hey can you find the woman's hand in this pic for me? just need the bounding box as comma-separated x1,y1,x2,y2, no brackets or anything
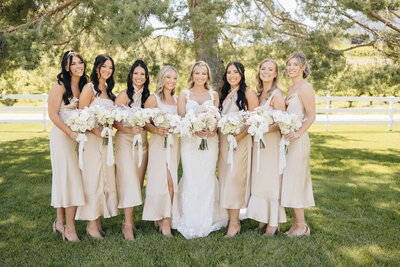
92,127,103,138
128,126,142,135
285,131,301,141
68,131,78,141
195,129,215,138
156,127,169,137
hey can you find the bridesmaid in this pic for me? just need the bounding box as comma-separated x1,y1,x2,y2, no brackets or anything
75,54,119,239
281,52,316,237
142,65,180,237
246,58,287,237
218,62,258,237
49,51,87,242
114,59,150,240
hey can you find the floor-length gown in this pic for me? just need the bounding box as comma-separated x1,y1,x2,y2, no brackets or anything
246,90,286,226
218,88,252,209
281,93,315,208
172,89,227,239
115,88,148,209
142,94,180,221
50,97,85,208
75,85,119,220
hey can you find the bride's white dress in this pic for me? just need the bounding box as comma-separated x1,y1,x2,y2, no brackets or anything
172,89,228,239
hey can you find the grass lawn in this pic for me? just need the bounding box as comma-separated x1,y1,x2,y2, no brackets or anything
0,124,399,266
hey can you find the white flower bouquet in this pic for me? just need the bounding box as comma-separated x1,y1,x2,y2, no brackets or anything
65,107,96,170
218,111,247,169
151,108,181,169
181,105,221,150
247,106,274,149
90,105,116,166
114,106,154,168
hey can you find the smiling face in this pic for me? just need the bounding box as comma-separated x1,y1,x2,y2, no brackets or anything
226,64,241,89
98,59,113,80
192,66,208,86
163,69,177,92
286,57,304,79
259,61,277,83
132,66,146,89
68,55,85,78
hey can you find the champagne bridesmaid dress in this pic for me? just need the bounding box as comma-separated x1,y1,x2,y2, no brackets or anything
115,88,148,209
75,85,119,220
281,93,315,208
50,97,85,208
218,88,252,209
142,94,180,221
246,90,286,226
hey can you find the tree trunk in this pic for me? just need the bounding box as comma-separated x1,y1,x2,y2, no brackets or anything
188,0,225,92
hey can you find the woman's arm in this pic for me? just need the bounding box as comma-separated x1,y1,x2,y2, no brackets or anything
268,89,286,133
285,83,315,141
113,90,140,135
177,90,187,117
48,83,77,140
144,95,168,136
234,89,259,142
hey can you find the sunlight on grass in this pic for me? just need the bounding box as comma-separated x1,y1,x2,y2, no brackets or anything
0,123,399,266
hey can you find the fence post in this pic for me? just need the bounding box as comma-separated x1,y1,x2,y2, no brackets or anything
388,96,394,131
325,95,331,132
42,93,47,131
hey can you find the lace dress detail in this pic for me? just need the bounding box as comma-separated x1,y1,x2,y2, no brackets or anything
172,89,227,239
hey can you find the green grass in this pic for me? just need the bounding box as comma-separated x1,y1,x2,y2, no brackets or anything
0,123,399,266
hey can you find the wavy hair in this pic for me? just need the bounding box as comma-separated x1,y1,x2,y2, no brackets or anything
187,61,212,90
56,50,87,105
256,58,279,96
286,52,311,78
126,59,150,108
155,65,178,101
219,61,248,111
89,54,116,101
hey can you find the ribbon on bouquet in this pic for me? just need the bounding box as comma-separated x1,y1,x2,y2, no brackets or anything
101,127,115,166
76,133,88,170
226,134,238,171
255,135,266,173
165,133,174,170
132,133,143,168
279,136,289,175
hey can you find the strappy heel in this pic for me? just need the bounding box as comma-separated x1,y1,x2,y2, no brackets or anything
224,220,241,238
122,220,135,241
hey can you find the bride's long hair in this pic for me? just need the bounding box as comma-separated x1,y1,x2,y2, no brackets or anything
187,61,213,90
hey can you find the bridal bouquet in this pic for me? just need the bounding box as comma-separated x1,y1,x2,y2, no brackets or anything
114,106,154,167
180,106,221,150
90,104,116,166
247,107,274,172
218,111,247,169
65,107,96,170
151,109,181,169
272,110,303,174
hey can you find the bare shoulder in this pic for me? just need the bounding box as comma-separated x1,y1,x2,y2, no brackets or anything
178,90,187,98
116,89,128,98
50,82,65,94
245,88,258,99
299,81,314,93
81,82,94,94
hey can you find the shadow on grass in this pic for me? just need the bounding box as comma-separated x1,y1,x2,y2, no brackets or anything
0,134,399,266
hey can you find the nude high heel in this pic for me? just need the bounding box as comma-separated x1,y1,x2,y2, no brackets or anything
122,220,135,241
224,220,241,238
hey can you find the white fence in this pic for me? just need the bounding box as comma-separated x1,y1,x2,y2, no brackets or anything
0,94,399,131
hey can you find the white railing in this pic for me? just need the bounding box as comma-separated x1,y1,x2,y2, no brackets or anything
0,94,399,131
315,96,400,131
0,94,48,130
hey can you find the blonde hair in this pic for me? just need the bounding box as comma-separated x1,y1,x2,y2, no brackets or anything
155,65,178,100
286,52,311,78
256,58,279,95
187,61,213,90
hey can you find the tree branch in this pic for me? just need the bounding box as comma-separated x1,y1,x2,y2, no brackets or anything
368,11,400,34
1,0,78,34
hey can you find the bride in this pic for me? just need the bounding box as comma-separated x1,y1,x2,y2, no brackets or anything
172,61,228,239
